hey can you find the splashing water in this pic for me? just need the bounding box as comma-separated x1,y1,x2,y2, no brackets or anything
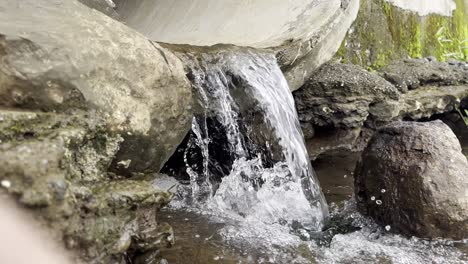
171,46,328,231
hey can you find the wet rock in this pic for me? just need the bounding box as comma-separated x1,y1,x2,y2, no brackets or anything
379,58,468,92
294,63,400,129
0,0,192,174
355,121,468,239
293,62,400,158
294,60,468,159
0,109,174,262
399,85,468,120
305,128,368,160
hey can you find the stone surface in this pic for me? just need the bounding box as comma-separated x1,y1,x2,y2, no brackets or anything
116,0,360,91
354,121,468,239
0,109,174,262
399,85,468,120
0,0,193,174
294,62,400,131
294,60,468,159
380,58,468,92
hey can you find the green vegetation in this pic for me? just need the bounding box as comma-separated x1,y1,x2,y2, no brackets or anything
336,0,468,69
436,26,468,61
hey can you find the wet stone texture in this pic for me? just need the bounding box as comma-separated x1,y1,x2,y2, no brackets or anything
294,58,468,160
0,110,175,263
355,120,468,239
0,0,193,176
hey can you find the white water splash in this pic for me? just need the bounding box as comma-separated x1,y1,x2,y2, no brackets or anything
179,48,327,231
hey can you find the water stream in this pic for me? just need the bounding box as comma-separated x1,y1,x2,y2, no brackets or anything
164,46,328,231
158,46,468,263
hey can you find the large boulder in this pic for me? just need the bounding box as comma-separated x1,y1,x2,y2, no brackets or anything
355,121,468,239
0,0,192,175
0,109,174,262
116,0,361,91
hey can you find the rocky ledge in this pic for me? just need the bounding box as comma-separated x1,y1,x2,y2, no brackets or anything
294,58,468,159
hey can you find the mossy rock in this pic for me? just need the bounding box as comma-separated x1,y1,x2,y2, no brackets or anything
336,0,468,69
0,109,174,263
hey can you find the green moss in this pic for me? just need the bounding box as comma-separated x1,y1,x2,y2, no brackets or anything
336,0,468,68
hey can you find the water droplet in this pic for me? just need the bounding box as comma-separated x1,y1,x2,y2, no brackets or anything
195,234,200,238
184,218,189,221
385,225,391,231
381,189,386,193
376,200,382,205
370,196,376,201
343,174,348,178
213,256,220,261
1,180,11,189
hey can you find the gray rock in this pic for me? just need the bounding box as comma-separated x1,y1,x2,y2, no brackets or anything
379,58,468,92
294,60,468,160
116,0,361,91
355,121,468,239
0,109,174,262
294,63,400,130
0,0,193,174
399,85,468,121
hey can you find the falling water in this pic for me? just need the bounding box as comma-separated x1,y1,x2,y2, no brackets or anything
168,46,328,231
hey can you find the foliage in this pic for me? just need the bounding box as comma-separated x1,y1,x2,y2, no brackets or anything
436,26,468,61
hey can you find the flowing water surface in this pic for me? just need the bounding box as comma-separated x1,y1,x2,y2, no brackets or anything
158,46,468,264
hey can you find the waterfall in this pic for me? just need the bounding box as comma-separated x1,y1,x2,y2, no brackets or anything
169,46,328,231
